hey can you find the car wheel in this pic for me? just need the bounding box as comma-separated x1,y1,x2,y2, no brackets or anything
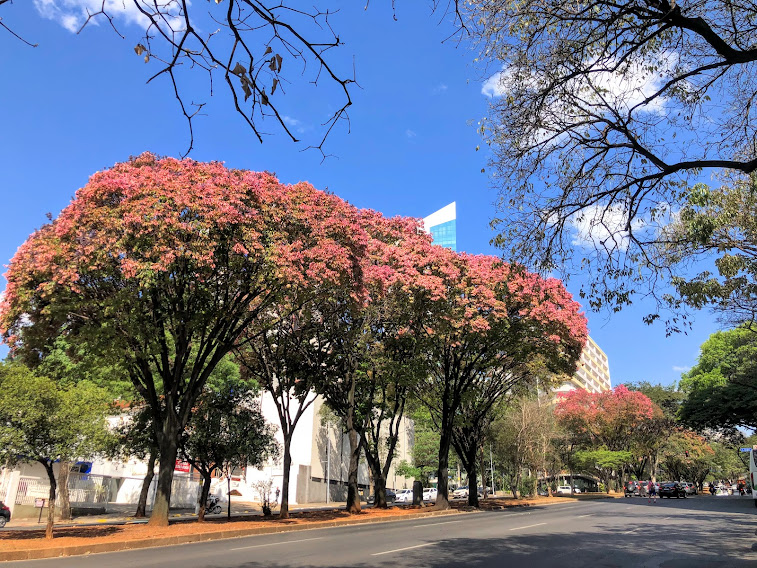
0,516,7,528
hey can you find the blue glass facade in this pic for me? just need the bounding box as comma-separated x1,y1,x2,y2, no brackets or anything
429,219,457,251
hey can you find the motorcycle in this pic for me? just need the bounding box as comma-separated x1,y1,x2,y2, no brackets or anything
206,495,223,514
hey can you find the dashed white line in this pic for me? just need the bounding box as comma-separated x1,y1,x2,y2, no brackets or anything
413,520,463,528
231,537,323,551
509,523,547,531
576,514,591,518
371,542,437,556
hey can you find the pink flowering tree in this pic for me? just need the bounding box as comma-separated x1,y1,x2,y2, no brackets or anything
312,210,444,513
0,154,364,525
555,386,657,491
415,255,588,509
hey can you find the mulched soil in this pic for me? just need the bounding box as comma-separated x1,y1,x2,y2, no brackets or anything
0,495,592,552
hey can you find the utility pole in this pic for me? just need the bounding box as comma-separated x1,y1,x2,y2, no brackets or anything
326,423,331,504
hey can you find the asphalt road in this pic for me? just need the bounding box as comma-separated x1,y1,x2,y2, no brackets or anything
8,496,757,567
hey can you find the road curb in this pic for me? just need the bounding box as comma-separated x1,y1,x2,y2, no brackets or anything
1,508,464,562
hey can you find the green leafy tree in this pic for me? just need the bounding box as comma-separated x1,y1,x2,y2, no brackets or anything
180,378,278,522
0,363,112,539
679,327,757,431
575,450,633,493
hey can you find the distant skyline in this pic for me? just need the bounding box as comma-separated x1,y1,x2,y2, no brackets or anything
0,1,721,386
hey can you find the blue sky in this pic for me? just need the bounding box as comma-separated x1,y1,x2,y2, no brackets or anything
0,1,720,385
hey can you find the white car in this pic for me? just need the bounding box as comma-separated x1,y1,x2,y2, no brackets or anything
395,489,413,503
556,485,581,495
452,486,469,499
423,487,437,503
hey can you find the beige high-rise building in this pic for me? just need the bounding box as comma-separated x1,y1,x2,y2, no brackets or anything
554,336,611,395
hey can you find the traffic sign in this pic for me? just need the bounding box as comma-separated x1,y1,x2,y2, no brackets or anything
740,447,753,453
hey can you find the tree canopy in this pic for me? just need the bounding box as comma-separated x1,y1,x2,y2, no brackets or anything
472,0,757,324
679,327,757,431
0,363,112,538
0,153,369,525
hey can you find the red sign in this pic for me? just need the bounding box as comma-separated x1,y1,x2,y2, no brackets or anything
34,498,45,508
174,460,191,473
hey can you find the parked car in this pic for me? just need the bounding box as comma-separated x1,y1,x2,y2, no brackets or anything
0,501,10,528
452,486,469,499
394,488,413,503
556,486,573,495
422,487,437,503
682,482,697,495
367,489,396,505
659,482,687,498
625,481,641,497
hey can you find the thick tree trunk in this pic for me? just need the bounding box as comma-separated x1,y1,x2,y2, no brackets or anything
136,449,157,518
197,473,212,522
435,427,452,510
345,426,362,514
58,461,71,521
43,462,57,540
344,371,362,514
372,468,388,509
466,453,479,508
279,436,292,519
149,431,179,527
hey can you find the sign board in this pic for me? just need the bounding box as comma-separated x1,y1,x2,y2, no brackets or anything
740,448,752,453
34,498,45,508
27,488,49,499
174,460,191,473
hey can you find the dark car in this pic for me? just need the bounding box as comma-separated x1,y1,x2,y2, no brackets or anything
0,501,10,528
659,482,687,499
624,481,641,497
367,489,396,505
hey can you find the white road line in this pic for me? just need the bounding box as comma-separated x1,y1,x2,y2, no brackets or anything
371,542,437,556
509,523,546,531
413,520,463,528
623,528,640,535
231,537,323,551
576,514,591,518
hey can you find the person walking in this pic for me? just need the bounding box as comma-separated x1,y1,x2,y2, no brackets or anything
647,480,657,504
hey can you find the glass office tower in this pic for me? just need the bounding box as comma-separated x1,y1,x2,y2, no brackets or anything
422,202,457,251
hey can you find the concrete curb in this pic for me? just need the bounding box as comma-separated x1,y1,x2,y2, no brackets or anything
2,508,464,562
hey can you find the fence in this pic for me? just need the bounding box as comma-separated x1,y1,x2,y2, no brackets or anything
14,472,199,508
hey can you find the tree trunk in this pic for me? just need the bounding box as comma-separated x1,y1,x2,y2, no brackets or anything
148,429,179,527
467,452,479,508
372,469,388,509
279,436,292,519
136,448,157,518
345,425,362,514
58,461,71,521
42,462,57,540
197,472,212,522
569,471,574,495
435,427,452,510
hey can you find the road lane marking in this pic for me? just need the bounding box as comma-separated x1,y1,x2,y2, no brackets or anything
371,542,437,556
413,520,463,527
623,528,640,535
509,523,546,531
576,514,591,518
231,537,323,551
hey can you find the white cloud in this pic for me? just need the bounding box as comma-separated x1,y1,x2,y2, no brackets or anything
672,365,691,373
282,115,307,134
33,0,184,33
405,129,417,139
432,84,448,95
568,203,646,251
482,53,679,115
